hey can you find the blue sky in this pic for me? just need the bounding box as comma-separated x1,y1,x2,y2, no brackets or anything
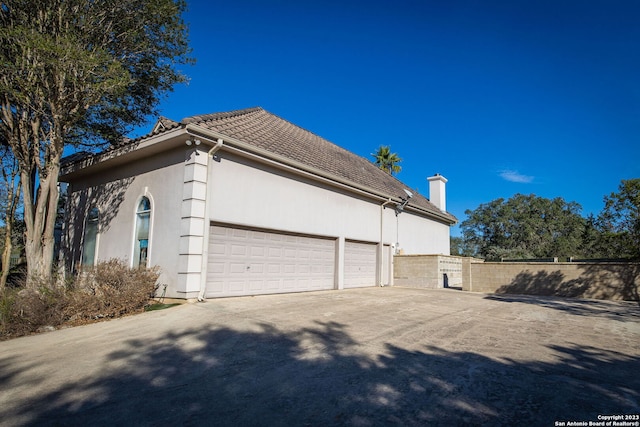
136,0,640,236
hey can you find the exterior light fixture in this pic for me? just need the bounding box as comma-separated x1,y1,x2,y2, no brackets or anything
395,189,413,216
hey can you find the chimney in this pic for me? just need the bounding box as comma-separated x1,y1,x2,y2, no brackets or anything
427,173,448,211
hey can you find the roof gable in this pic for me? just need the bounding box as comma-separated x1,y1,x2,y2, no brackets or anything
152,116,180,134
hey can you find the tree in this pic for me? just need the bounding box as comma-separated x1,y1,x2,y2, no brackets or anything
450,236,477,257
594,178,640,259
0,0,193,287
0,160,21,290
580,213,604,259
461,194,586,261
372,145,402,175
0,138,22,291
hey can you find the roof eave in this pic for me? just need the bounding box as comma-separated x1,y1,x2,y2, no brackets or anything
60,127,187,180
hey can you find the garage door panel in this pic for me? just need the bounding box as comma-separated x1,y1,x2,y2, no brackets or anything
265,280,280,290
206,225,335,298
232,229,247,239
283,279,298,289
229,263,245,274
207,280,222,293
210,243,226,255
231,245,247,256
249,263,264,274
208,261,225,273
227,281,245,292
268,247,282,257
249,280,264,291
266,264,281,274
298,265,310,274
210,227,226,238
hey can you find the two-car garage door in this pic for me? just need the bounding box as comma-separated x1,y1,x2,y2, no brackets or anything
205,224,384,298
206,225,335,298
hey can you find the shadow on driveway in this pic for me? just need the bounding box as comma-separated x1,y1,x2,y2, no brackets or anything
3,319,638,426
485,293,640,322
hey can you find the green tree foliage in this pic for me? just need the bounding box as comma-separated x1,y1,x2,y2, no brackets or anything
450,236,477,257
0,0,193,286
461,194,586,260
594,178,640,259
372,145,402,175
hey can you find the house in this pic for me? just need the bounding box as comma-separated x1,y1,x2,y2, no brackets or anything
60,107,457,299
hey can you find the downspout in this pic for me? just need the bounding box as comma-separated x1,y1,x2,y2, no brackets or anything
190,135,223,302
379,198,393,286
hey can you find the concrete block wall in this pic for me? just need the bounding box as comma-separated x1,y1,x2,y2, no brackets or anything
465,263,579,293
394,255,463,289
439,256,463,288
395,256,639,302
467,262,639,301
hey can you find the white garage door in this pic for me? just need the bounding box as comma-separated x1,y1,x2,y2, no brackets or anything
206,225,335,298
344,240,378,288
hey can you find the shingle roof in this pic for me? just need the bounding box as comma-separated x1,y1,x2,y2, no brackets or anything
182,107,455,223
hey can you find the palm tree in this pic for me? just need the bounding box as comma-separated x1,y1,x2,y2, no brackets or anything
372,145,402,175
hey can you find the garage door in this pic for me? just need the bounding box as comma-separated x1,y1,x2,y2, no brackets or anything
344,240,378,288
206,225,335,298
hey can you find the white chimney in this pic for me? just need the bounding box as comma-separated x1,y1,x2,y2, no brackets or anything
427,173,448,211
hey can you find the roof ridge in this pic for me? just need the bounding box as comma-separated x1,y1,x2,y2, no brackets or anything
258,108,329,142
182,107,263,124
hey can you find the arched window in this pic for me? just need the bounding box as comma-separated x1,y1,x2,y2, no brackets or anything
133,197,151,268
81,207,99,267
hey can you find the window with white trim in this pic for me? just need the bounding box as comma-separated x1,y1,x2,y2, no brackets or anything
133,197,151,268
81,207,99,267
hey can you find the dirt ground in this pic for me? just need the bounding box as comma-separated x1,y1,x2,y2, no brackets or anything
1,287,639,426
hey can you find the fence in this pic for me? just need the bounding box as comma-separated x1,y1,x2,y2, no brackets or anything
394,255,639,302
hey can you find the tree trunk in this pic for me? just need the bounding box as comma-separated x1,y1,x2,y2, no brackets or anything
0,226,12,292
0,165,21,292
22,163,60,289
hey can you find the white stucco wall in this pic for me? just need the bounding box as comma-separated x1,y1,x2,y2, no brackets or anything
395,209,451,255
64,144,451,298
64,147,186,291
208,152,451,254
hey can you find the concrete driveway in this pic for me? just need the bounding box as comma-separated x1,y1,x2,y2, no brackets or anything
1,287,639,426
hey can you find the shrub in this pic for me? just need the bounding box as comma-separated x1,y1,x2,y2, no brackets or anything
0,259,160,340
70,259,160,323
0,286,70,339
0,289,17,335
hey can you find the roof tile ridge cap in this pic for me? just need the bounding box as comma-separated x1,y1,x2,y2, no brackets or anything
157,115,177,123
181,106,263,125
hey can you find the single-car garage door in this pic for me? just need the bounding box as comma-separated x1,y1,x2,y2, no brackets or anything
206,224,335,298
344,240,378,288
